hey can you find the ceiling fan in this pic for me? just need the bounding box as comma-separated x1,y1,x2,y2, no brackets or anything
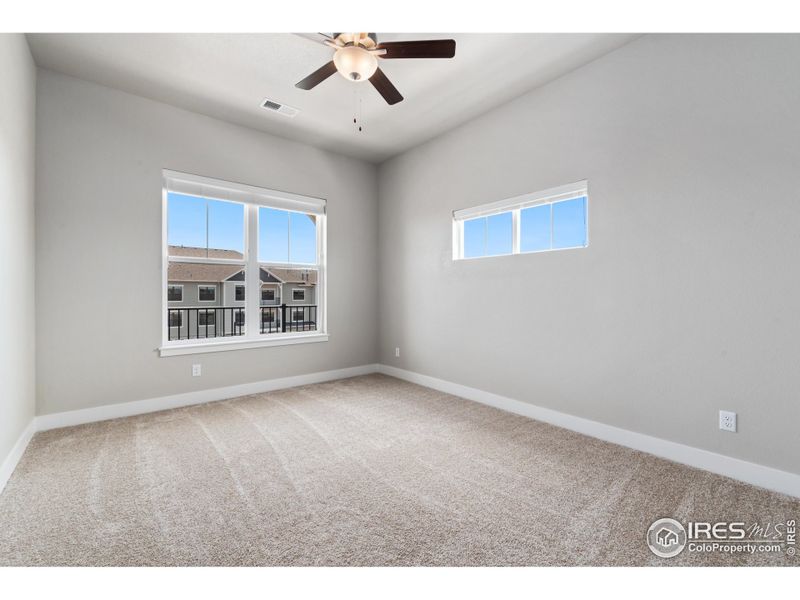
294,33,456,105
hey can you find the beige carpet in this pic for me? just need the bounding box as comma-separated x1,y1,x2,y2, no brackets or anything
0,374,797,566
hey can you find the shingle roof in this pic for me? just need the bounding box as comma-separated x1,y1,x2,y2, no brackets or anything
168,263,244,283
168,246,244,260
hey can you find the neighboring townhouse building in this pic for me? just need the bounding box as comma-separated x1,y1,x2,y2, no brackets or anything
167,246,318,339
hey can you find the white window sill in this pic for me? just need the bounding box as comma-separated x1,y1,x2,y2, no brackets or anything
159,333,329,357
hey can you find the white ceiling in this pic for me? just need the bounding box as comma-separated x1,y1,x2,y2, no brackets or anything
26,33,639,163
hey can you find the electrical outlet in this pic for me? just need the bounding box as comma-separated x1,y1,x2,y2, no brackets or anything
192,364,202,377
395,347,400,358
719,410,737,432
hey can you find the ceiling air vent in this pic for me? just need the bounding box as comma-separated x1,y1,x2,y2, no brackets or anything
261,98,300,118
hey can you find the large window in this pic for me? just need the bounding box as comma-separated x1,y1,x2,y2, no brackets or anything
162,170,326,356
453,181,588,260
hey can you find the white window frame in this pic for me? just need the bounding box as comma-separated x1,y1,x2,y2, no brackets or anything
234,284,246,302
197,285,217,302
261,288,276,302
160,170,328,357
167,284,183,302
452,180,588,260
292,288,306,302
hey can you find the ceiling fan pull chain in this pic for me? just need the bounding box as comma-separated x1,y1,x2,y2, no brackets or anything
352,86,359,131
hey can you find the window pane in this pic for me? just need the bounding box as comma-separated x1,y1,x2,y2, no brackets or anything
552,196,587,249
208,199,244,256
166,260,245,340
198,286,216,302
258,269,317,335
167,193,206,251
486,211,513,256
463,217,485,258
521,204,551,252
235,285,245,302
168,193,244,259
167,285,183,302
258,207,289,263
290,213,317,264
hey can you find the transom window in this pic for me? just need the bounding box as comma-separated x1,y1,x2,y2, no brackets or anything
162,170,326,356
453,181,588,260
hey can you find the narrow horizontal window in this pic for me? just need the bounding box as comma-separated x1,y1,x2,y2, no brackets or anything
453,181,588,260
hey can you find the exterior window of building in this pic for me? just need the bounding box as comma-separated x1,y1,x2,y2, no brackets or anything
198,286,216,302
168,285,183,302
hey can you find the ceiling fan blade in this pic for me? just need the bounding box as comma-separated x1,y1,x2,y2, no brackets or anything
369,67,403,105
376,39,456,59
295,61,338,90
293,32,336,46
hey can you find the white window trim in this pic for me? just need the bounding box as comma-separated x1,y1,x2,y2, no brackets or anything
453,180,588,260
197,285,217,302
160,170,328,356
291,288,307,302
234,284,246,302
261,288,277,301
167,284,183,302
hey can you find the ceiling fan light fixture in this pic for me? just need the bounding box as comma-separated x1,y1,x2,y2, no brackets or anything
333,46,377,82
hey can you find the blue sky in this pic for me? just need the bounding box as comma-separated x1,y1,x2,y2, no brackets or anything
167,193,317,264
464,196,587,257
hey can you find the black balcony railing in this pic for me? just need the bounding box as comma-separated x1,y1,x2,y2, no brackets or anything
167,307,245,341
260,304,317,334
168,305,317,340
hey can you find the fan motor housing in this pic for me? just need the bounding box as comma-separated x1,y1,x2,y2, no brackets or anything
333,33,377,49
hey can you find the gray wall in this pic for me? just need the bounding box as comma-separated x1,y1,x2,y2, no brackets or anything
36,69,378,415
0,35,37,460
378,34,800,475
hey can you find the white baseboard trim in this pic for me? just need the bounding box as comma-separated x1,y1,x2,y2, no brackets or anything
377,364,800,499
35,364,380,432
0,419,36,494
